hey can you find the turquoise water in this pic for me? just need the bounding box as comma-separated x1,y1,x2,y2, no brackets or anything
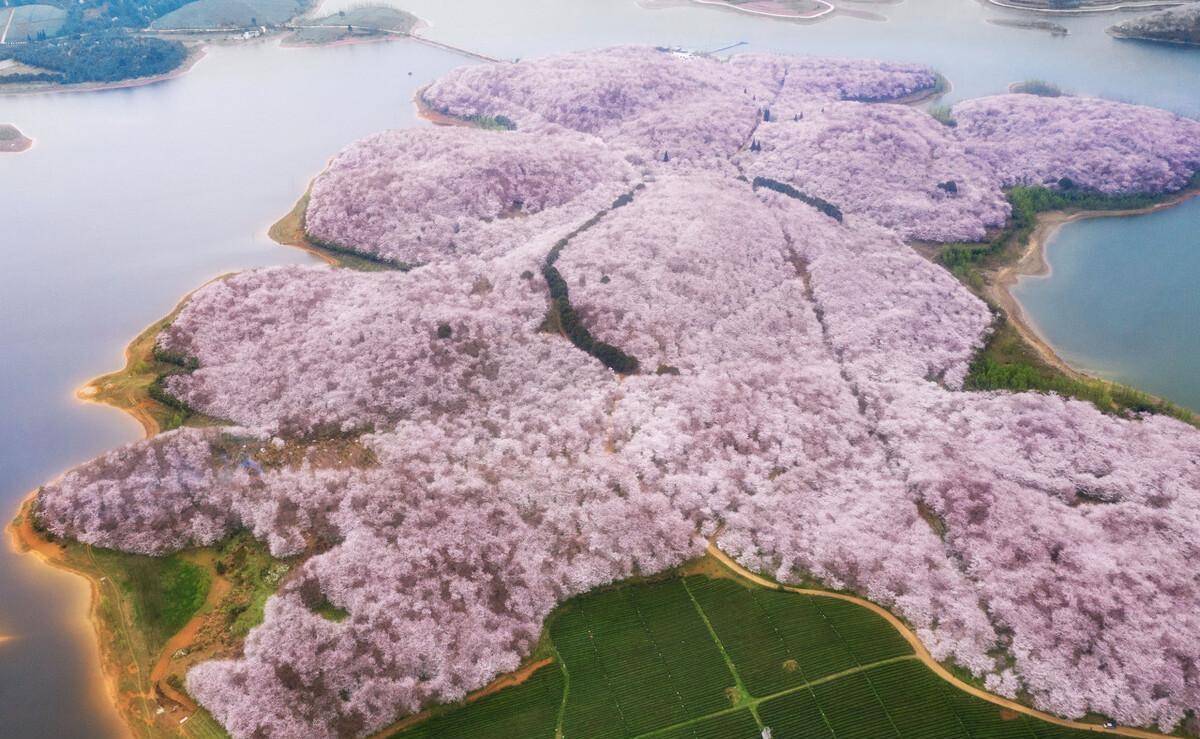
0,1,1198,734
1013,197,1200,412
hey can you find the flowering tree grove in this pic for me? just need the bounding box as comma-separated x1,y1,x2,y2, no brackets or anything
33,47,1200,737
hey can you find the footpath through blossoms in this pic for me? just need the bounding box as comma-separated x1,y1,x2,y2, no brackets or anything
35,47,1200,738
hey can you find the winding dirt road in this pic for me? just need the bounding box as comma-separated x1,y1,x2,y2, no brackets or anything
149,573,230,711
707,543,1170,738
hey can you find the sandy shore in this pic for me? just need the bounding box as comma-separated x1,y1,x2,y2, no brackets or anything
990,187,1200,382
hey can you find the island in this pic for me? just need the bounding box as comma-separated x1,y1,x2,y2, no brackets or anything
688,0,835,20
986,0,1196,12
13,46,1200,739
1109,3,1200,44
0,123,32,152
988,17,1070,34
283,6,419,46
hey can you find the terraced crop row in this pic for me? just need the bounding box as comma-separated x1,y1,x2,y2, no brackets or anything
391,574,1112,739
393,661,565,738
758,658,1105,739
554,580,739,738
684,576,913,696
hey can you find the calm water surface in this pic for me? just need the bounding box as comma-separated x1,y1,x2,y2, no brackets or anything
1,1,1197,735
1013,197,1200,412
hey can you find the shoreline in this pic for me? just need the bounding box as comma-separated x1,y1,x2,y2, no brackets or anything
893,73,951,107
990,187,1200,387
0,123,34,152
985,0,1186,13
412,85,481,128
1108,28,1200,45
76,277,232,437
7,74,1197,739
690,0,837,20
7,495,134,739
0,43,207,97
279,29,402,48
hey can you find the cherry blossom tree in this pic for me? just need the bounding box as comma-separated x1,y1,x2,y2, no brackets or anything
32,47,1200,738
954,94,1200,194
306,127,639,265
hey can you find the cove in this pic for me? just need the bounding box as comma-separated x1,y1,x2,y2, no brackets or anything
1013,196,1200,413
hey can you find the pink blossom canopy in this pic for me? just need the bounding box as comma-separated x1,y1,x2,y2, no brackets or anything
35,47,1200,738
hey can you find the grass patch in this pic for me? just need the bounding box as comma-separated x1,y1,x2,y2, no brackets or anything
89,548,211,653
82,300,228,433
150,0,307,30
212,533,292,637
416,91,518,131
268,188,409,272
392,662,565,738
6,4,66,41
312,597,349,622
0,123,26,141
1011,79,1064,97
389,569,1112,738
928,104,957,127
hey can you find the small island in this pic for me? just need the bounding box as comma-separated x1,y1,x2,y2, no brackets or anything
0,123,32,152
986,0,1197,11
689,0,835,19
641,0,837,20
1109,3,1200,45
283,6,419,46
988,17,1069,34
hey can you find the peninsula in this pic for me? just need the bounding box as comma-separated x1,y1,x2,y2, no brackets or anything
1109,2,1200,44
14,46,1200,739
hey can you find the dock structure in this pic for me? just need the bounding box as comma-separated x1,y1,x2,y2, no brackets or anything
403,33,504,63
706,40,748,55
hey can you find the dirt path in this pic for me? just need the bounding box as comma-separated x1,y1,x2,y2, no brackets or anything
149,574,231,711
83,546,157,724
706,543,1172,738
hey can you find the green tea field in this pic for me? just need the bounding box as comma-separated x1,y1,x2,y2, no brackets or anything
391,573,1106,739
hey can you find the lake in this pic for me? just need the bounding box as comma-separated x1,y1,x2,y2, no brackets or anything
1013,196,1200,412
1,1,1197,735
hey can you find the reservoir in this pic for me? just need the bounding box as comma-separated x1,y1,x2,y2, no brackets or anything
1013,196,1200,413
1,0,1197,734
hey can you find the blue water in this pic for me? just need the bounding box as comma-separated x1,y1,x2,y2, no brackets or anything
1013,197,1200,412
1,1,1198,734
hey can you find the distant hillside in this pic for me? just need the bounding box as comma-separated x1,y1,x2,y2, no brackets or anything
150,0,308,30
1110,3,1200,45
